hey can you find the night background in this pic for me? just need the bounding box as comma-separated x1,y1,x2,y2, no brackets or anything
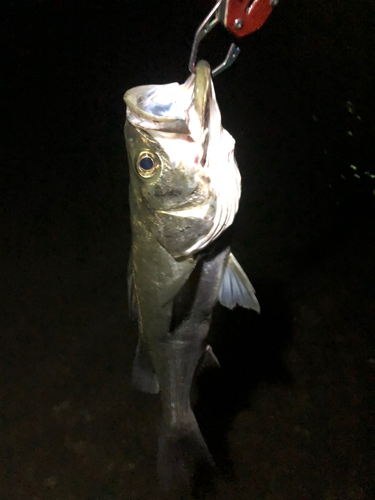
1,0,374,498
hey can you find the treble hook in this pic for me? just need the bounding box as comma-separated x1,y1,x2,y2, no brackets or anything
189,0,240,78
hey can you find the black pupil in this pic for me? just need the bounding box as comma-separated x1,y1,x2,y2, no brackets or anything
140,156,154,171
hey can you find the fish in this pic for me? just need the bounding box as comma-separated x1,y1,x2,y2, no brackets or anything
123,60,260,490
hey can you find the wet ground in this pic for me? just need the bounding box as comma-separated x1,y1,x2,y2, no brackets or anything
1,1,374,498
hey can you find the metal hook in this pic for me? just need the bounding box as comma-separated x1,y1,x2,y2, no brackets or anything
189,0,240,78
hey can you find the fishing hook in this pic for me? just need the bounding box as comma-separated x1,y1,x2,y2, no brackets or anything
189,0,240,78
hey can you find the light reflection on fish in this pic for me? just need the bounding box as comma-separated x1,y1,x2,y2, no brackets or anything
124,60,260,490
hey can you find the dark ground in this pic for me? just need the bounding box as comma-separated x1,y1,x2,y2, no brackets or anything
1,0,374,499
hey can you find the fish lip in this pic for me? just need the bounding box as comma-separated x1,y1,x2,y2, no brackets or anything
193,60,211,131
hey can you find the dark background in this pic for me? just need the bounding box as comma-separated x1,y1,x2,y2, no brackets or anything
1,0,374,499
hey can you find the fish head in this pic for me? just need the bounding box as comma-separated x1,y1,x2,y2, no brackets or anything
124,61,241,257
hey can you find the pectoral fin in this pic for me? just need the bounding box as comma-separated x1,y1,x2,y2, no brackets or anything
132,338,160,394
218,253,260,313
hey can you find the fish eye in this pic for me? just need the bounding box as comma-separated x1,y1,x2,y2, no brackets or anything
136,152,160,178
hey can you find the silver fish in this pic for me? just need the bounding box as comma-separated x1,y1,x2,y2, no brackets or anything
124,60,260,489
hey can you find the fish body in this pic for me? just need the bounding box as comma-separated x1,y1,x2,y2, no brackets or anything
124,60,259,489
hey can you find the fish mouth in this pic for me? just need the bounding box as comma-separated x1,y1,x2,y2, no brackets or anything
123,61,214,142
123,77,195,134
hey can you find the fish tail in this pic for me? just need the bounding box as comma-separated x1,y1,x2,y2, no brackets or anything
157,415,215,492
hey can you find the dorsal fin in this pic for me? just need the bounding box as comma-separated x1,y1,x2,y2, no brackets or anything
196,345,221,376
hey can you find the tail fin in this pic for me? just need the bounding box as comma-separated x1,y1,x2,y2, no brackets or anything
157,415,215,493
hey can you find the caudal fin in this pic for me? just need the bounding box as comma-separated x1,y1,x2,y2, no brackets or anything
157,416,215,493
